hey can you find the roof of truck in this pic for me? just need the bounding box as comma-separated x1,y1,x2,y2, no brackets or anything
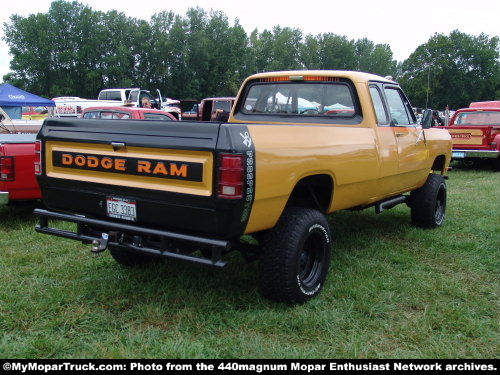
469,101,500,109
245,70,397,84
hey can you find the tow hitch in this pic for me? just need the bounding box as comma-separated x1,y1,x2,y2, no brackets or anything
91,233,109,253
34,209,230,268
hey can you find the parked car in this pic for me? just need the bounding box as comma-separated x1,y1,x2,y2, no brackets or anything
198,97,235,121
81,106,178,121
439,101,500,170
34,70,451,304
53,88,181,119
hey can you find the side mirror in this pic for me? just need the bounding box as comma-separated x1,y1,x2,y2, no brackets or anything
0,114,4,122
421,109,433,129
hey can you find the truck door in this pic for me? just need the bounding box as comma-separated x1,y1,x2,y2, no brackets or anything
368,84,399,196
383,85,429,180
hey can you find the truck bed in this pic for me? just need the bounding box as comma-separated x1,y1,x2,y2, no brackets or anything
37,118,254,239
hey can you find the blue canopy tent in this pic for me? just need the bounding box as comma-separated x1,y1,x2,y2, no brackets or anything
0,83,55,119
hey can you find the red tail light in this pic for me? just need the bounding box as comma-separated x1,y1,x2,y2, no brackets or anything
0,156,15,181
34,140,42,175
218,154,244,199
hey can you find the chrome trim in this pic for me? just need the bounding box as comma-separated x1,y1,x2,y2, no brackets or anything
452,149,500,159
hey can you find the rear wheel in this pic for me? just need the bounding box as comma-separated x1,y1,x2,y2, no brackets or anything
410,174,447,228
108,245,159,266
259,207,332,304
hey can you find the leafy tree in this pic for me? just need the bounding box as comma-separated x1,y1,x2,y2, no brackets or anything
399,30,500,109
2,0,401,100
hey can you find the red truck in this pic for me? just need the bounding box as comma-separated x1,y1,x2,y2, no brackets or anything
0,134,41,205
442,101,500,170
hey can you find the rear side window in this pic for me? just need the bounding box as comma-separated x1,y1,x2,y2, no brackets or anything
144,113,172,121
105,91,122,101
113,112,130,119
100,112,113,119
241,82,356,118
369,86,388,125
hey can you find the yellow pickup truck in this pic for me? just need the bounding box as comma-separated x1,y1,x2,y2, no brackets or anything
34,70,452,304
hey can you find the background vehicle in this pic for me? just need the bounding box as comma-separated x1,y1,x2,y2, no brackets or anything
53,89,181,119
440,101,500,170
81,106,178,121
0,107,42,135
34,71,451,304
22,106,49,120
177,100,199,121
198,97,235,121
0,133,41,206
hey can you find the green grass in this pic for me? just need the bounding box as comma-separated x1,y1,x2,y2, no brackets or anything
1,166,499,359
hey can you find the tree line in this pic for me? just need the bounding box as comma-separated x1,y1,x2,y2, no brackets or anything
2,0,499,109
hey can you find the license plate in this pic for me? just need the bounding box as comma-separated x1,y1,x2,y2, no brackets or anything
452,151,466,158
106,197,137,221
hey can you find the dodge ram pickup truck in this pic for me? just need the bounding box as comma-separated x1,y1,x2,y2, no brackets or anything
34,71,452,304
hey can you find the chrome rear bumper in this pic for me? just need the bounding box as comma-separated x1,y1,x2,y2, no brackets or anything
452,150,500,159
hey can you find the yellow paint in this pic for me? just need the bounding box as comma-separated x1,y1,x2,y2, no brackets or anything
229,71,452,234
45,141,213,196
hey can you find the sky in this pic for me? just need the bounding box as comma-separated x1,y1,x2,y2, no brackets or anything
1,0,499,80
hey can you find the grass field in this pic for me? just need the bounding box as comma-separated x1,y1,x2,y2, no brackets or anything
1,166,499,359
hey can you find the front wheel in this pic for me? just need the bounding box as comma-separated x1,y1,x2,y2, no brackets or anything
259,207,332,305
410,174,447,228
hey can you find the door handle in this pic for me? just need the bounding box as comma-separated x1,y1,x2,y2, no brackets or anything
395,132,405,137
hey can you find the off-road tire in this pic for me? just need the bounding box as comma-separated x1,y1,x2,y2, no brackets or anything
259,207,332,305
410,174,447,228
108,245,159,266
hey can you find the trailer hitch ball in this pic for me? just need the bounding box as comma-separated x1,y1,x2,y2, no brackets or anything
91,233,109,253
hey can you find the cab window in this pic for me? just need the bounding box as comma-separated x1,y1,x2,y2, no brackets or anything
100,112,113,119
214,101,231,112
369,86,388,125
99,91,122,101
241,82,356,117
384,88,415,126
83,111,99,119
144,113,172,121
112,112,130,119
